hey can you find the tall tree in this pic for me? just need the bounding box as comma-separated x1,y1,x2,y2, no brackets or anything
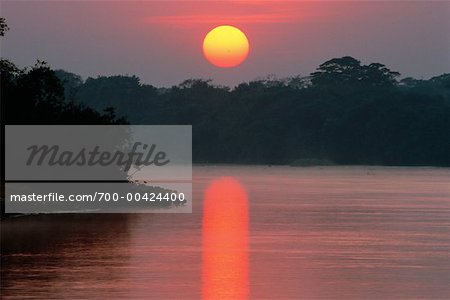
310,56,399,87
0,17,9,37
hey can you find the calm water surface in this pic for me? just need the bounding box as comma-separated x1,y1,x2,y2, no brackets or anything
1,166,450,299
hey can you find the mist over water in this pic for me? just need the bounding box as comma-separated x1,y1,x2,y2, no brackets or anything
1,166,450,299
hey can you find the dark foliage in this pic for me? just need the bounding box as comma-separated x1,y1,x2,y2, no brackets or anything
1,60,127,125
0,17,8,37
50,57,450,167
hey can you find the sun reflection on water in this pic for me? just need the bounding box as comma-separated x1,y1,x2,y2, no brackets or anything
202,177,249,300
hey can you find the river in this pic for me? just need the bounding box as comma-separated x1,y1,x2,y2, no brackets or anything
1,166,449,299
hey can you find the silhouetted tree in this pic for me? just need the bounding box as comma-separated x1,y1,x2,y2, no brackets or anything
2,60,127,125
310,56,364,86
54,69,84,101
0,17,8,37
310,56,399,87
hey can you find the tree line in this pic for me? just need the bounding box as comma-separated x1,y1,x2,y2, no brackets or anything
51,57,449,166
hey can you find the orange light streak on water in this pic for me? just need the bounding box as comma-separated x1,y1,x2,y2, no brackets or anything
202,177,249,300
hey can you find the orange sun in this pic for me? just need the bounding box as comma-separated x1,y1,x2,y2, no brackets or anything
202,25,250,68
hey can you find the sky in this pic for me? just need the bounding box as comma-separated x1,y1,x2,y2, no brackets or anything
1,1,449,87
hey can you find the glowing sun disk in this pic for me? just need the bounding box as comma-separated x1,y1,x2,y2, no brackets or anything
203,25,250,68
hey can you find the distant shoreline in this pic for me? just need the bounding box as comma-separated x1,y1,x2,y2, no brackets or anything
191,162,450,168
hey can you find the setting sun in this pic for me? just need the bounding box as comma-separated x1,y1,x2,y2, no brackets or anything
202,25,250,68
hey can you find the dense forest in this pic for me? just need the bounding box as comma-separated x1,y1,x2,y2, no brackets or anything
2,18,449,166
53,58,450,166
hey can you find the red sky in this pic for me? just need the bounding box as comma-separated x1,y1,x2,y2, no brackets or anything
2,1,449,87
